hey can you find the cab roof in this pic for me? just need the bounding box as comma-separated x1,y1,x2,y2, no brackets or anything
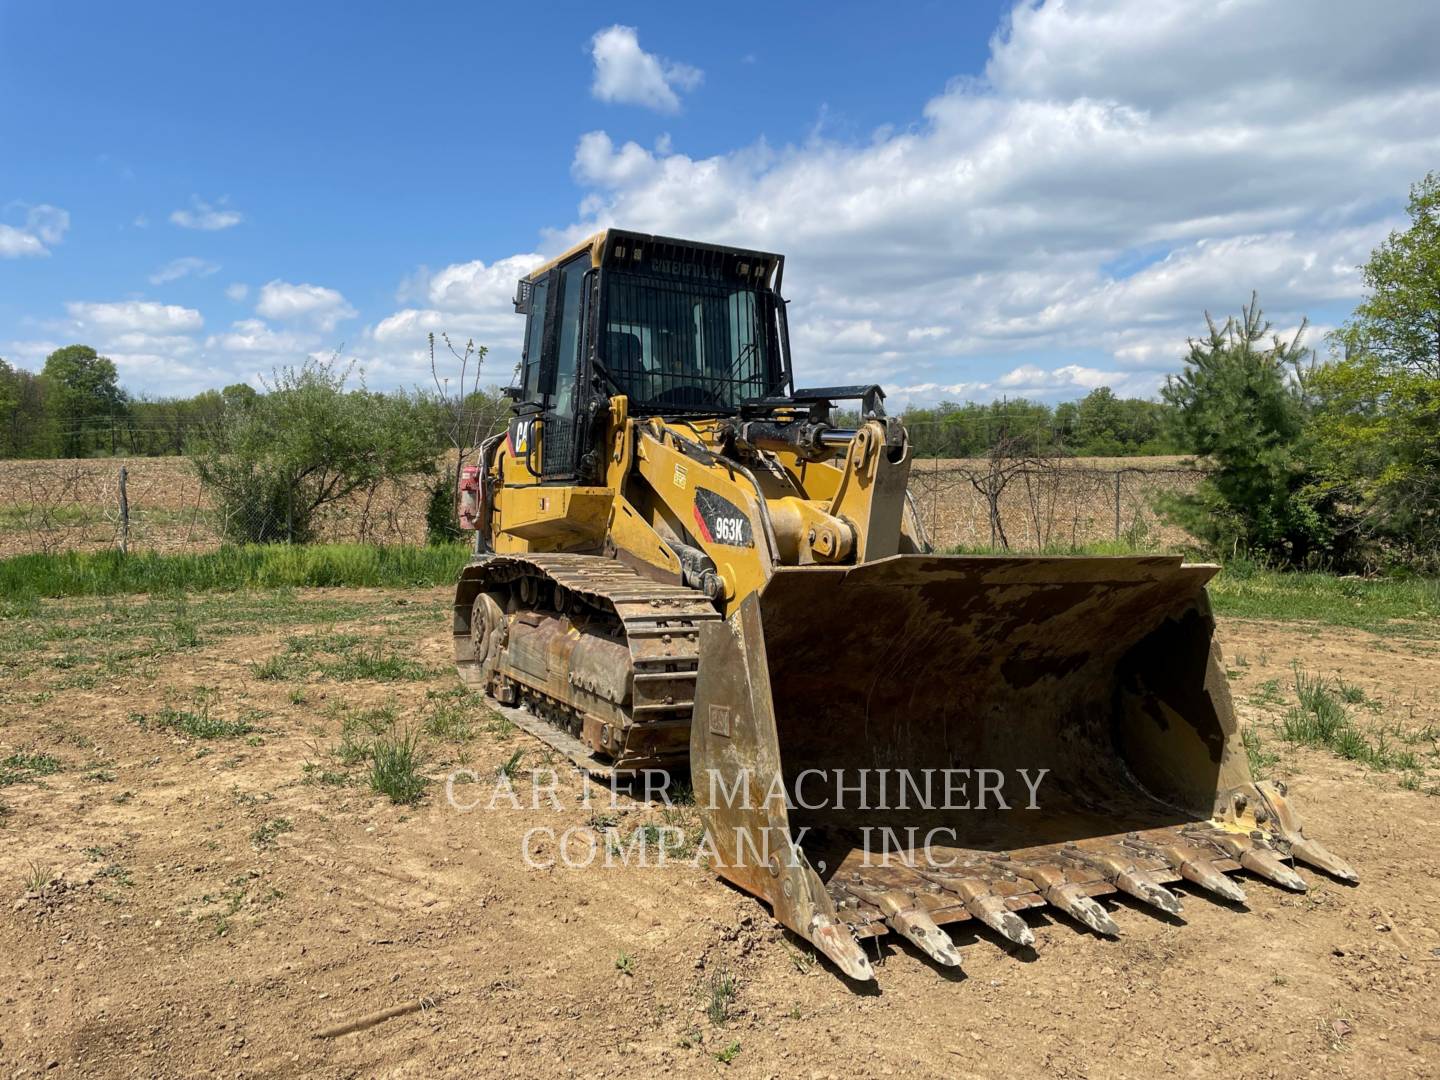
523,229,784,290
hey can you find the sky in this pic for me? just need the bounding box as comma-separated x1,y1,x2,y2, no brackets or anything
2,0,1439,408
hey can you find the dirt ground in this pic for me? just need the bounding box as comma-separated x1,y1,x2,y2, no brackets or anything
1,587,1437,1078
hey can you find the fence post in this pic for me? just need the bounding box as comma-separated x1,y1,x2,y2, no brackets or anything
118,465,129,555
1113,470,1122,540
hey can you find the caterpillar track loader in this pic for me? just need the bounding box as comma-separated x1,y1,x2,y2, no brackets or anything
453,229,1356,981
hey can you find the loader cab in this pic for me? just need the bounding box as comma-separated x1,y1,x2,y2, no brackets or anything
510,230,792,481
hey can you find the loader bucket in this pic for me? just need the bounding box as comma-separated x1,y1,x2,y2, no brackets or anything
691,555,1354,980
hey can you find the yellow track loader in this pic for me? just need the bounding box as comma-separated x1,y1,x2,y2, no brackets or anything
453,229,1356,980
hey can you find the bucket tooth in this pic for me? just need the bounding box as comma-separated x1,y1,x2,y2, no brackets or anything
1179,859,1247,904
1114,869,1184,916
1289,837,1358,883
1046,882,1121,938
1252,781,1359,883
1126,837,1247,904
843,880,963,969
887,908,964,969
917,870,1035,947
966,892,1036,948
1238,847,1308,892
1188,830,1308,893
1060,845,1183,917
808,914,874,982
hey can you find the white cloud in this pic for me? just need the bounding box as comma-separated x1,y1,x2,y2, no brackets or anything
206,318,317,356
149,256,220,285
65,300,204,334
535,0,1440,402
0,204,70,257
170,196,243,231
366,253,543,380
255,280,356,331
589,25,702,114
225,283,249,302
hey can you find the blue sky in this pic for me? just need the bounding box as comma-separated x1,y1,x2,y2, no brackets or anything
3,1,1438,404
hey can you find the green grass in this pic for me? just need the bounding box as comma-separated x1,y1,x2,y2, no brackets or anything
707,970,737,1025
368,727,426,805
0,751,64,786
0,542,470,599
250,818,293,849
1279,666,1424,773
1208,567,1439,634
1242,726,1279,779
317,647,429,682
134,692,256,740
934,552,1436,633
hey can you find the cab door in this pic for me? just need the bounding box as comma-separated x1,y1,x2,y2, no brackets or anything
537,253,591,480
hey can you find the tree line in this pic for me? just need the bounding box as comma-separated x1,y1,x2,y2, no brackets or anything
0,346,510,461
0,349,1179,463
897,391,1181,458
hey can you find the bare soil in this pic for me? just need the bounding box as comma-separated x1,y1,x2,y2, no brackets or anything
1,590,1437,1078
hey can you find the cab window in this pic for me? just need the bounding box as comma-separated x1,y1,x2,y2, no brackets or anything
520,274,550,403
552,256,588,417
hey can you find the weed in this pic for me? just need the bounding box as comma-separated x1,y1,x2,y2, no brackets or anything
715,1040,741,1065
250,818,293,849
96,863,133,887
1281,666,1422,773
0,751,63,785
498,748,526,780
288,687,308,705
615,951,635,975
251,654,306,681
141,698,255,740
424,698,476,742
1250,678,1284,708
484,711,516,738
707,970,736,1025
318,647,428,682
368,727,426,805
784,944,818,974
1242,727,1279,779
24,860,54,892
85,768,117,783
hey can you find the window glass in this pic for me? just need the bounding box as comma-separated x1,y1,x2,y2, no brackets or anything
520,275,549,402
602,273,778,412
552,257,587,417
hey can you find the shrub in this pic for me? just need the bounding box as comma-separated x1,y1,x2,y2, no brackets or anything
190,357,437,544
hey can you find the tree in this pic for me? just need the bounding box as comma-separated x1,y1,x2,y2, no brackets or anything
1335,172,1440,378
191,357,437,543
1075,387,1123,454
1160,295,1346,566
40,345,129,457
1313,174,1440,561
423,333,498,544
1311,356,1439,559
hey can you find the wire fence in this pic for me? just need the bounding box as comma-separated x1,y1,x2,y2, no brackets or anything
0,458,437,558
0,454,1209,560
906,457,1207,552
